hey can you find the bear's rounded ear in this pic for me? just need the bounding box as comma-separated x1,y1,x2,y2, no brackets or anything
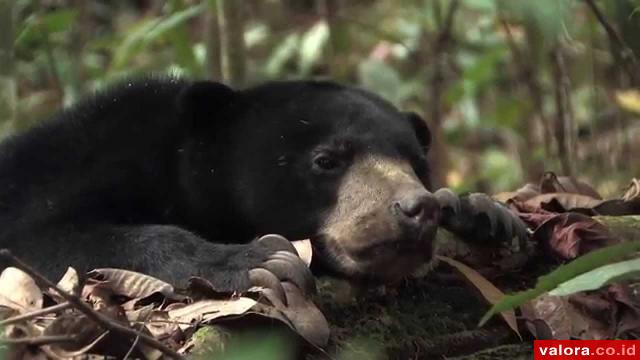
404,111,431,152
177,81,236,131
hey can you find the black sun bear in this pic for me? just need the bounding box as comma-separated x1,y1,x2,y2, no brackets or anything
0,78,525,298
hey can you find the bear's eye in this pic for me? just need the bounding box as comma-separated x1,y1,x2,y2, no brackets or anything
313,154,340,172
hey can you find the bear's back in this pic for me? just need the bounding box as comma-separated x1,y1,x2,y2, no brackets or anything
0,78,189,228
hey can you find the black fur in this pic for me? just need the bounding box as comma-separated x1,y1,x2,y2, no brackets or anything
0,78,433,289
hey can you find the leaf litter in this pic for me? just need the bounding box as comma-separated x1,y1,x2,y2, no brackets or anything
444,173,640,342
0,240,329,359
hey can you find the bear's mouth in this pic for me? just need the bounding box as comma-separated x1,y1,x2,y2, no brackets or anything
310,223,437,283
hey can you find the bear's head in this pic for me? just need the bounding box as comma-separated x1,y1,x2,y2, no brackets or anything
178,81,439,283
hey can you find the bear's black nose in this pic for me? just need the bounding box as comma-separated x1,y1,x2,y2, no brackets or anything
393,189,439,225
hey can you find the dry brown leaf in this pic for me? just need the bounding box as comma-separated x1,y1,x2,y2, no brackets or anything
125,304,154,323
436,256,520,338
45,304,133,357
88,268,177,299
609,284,640,337
55,267,81,297
292,239,313,266
0,267,43,313
520,295,572,339
531,213,617,260
492,183,540,203
144,310,181,338
539,172,602,199
525,193,603,212
622,179,640,202
43,330,109,359
167,297,257,330
568,291,617,339
3,323,45,360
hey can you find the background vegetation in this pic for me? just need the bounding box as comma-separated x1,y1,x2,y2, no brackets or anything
1,0,639,194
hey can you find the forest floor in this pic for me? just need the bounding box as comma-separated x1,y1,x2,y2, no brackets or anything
315,275,531,360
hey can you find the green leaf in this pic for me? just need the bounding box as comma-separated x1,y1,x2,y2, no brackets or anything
480,240,640,326
488,96,524,129
480,149,522,191
500,0,570,40
265,33,300,77
111,4,205,72
111,17,163,70
463,0,496,12
550,257,640,296
144,4,205,44
246,24,269,48
42,9,77,33
357,59,402,104
164,4,205,76
15,10,77,48
298,21,329,76
463,47,507,95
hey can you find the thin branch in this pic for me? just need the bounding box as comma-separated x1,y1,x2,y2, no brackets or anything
123,303,153,360
499,17,549,178
426,0,459,188
39,331,109,359
0,249,185,360
0,302,72,326
204,0,223,80
0,335,77,346
583,0,639,84
42,32,63,96
551,47,574,176
437,0,459,49
123,332,141,360
220,0,246,86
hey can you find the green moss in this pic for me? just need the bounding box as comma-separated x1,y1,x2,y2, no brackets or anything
189,325,230,358
315,276,505,359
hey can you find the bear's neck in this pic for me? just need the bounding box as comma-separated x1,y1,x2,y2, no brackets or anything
168,137,257,243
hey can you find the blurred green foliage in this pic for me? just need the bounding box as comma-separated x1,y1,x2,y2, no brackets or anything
3,0,640,194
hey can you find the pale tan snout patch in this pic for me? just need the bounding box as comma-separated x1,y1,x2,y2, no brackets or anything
316,155,435,281
369,157,417,184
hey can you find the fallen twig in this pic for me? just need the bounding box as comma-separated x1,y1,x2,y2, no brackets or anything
123,304,153,360
0,249,185,360
0,335,77,346
0,302,72,326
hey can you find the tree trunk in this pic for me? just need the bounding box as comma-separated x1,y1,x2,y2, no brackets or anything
220,0,246,87
323,0,349,81
425,0,459,189
0,0,16,136
205,0,223,81
500,19,545,181
68,0,89,103
551,46,575,176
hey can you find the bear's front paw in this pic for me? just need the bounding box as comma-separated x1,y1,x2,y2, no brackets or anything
248,234,316,305
434,189,529,246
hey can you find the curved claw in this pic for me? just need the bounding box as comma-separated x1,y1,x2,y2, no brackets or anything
258,288,287,308
260,251,316,297
509,210,529,249
468,193,499,237
257,234,298,255
434,188,461,215
492,201,514,239
248,267,287,306
437,188,530,247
